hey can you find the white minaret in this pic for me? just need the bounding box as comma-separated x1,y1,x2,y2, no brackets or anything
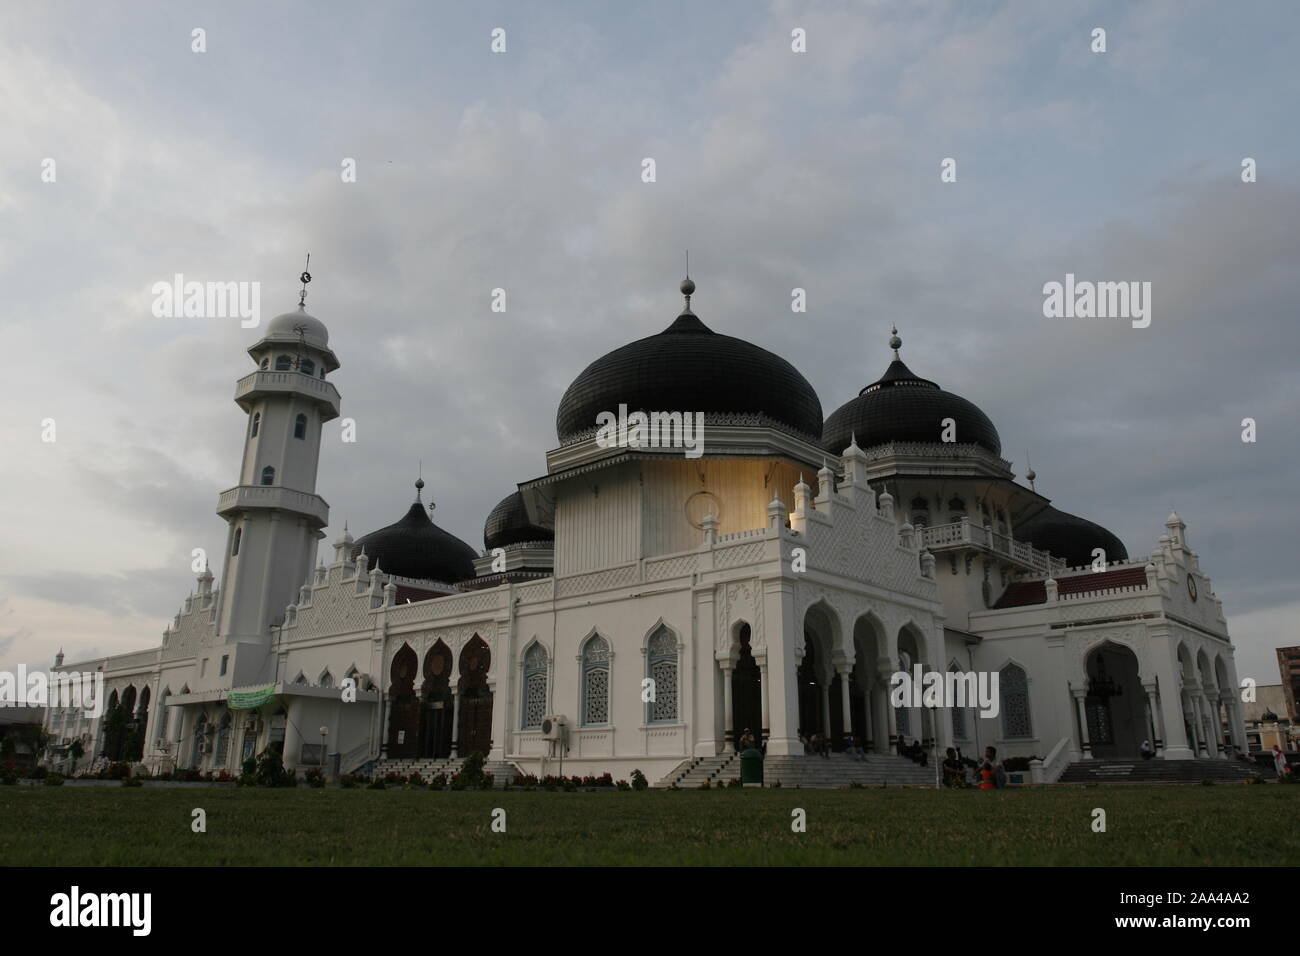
214,265,341,685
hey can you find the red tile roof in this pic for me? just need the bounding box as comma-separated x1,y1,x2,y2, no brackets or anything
993,565,1148,609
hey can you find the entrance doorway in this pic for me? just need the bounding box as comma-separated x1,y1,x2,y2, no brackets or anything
1084,643,1146,759
457,636,493,756
730,624,762,750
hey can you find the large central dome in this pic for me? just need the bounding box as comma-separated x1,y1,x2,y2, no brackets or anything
555,280,823,444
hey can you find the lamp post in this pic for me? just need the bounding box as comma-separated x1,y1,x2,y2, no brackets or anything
319,725,329,779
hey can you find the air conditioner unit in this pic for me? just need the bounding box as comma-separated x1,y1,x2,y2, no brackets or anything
540,716,568,742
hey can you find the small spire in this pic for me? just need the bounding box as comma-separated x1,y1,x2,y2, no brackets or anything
889,326,902,359
1025,449,1036,490
680,256,695,314
297,253,312,310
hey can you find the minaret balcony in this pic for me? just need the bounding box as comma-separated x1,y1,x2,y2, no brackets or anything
921,519,1066,574
234,370,341,420
217,484,329,527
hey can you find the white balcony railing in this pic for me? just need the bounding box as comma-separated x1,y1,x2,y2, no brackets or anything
217,485,329,526
920,519,1066,573
234,370,341,416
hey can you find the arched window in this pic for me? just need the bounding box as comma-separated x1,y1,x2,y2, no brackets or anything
249,412,260,438
910,496,930,529
259,357,269,370
319,367,326,379
294,413,307,439
950,664,967,741
275,355,292,371
299,358,315,376
948,497,967,522
215,712,232,766
581,635,610,725
231,528,242,556
1000,664,1032,739
896,650,912,737
319,670,334,689
260,466,275,486
522,644,548,730
191,714,208,766
646,627,678,723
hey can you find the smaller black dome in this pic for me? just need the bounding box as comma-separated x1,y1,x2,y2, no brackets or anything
1016,506,1128,568
353,499,478,584
484,492,553,550
822,357,1001,456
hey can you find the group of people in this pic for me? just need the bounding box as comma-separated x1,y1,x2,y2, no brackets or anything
897,738,928,766
795,729,869,759
943,745,1007,789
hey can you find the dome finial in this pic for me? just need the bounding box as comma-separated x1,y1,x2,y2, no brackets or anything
297,253,312,310
889,325,902,359
680,252,695,313
1025,449,1037,490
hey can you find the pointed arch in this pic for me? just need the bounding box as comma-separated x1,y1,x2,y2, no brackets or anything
645,622,679,724
580,631,611,726
457,635,493,756
997,659,1033,740
520,639,549,731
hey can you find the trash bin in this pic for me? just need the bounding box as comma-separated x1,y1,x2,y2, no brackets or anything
739,748,763,787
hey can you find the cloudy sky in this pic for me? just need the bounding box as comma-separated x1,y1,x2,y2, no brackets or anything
1,0,1296,687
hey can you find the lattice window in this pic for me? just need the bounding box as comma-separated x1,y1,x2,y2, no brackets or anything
646,628,678,724
522,644,548,730
1000,664,1033,739
215,714,232,765
582,635,610,725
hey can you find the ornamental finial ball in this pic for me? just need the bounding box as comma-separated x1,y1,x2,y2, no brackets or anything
1026,468,1037,482
681,277,695,297
889,326,902,352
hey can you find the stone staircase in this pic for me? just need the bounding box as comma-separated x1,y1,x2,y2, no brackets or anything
657,753,741,788
1057,757,1269,784
658,752,936,788
369,756,519,788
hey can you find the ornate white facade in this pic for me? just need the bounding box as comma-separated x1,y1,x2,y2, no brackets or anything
43,283,1246,785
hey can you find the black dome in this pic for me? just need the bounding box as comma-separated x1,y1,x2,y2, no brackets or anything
484,491,553,550
1015,506,1128,568
556,308,823,443
822,357,1001,456
352,499,478,583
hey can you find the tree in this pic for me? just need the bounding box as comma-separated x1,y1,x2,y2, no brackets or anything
68,739,85,775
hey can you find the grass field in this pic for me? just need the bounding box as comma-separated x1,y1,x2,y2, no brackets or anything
3,785,1297,866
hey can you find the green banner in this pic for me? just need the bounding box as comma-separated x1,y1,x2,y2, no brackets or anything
227,685,278,710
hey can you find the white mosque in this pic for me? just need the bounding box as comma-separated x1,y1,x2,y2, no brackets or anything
42,274,1249,786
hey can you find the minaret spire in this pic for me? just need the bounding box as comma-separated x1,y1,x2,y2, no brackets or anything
298,253,312,310
889,326,902,360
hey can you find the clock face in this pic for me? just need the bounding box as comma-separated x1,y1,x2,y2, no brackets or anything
1187,574,1198,601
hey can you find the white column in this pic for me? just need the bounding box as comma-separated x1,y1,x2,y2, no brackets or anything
761,581,802,756
758,655,770,747
720,660,734,752
1142,683,1163,755
449,686,460,758
837,667,853,740
819,683,832,739
1073,690,1092,758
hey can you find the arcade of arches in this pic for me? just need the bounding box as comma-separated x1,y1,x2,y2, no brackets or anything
386,636,495,759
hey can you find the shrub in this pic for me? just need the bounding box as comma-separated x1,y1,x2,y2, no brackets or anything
1278,771,1298,785
1247,773,1265,785
1002,756,1034,772
304,767,326,788
459,752,487,789
407,772,425,788
29,766,48,780
700,780,710,790
107,762,131,780
727,777,743,789
178,767,205,782
615,779,630,791
1200,778,1215,786
122,777,143,787
366,778,387,790
44,773,66,787
429,773,448,791
384,771,406,787
0,761,17,786
512,773,538,789
630,769,648,791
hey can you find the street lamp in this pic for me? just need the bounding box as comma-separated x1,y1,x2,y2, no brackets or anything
318,726,329,778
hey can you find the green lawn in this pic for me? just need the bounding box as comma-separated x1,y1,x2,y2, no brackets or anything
3,785,1297,866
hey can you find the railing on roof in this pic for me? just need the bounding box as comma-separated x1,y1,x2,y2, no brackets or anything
920,519,1066,573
